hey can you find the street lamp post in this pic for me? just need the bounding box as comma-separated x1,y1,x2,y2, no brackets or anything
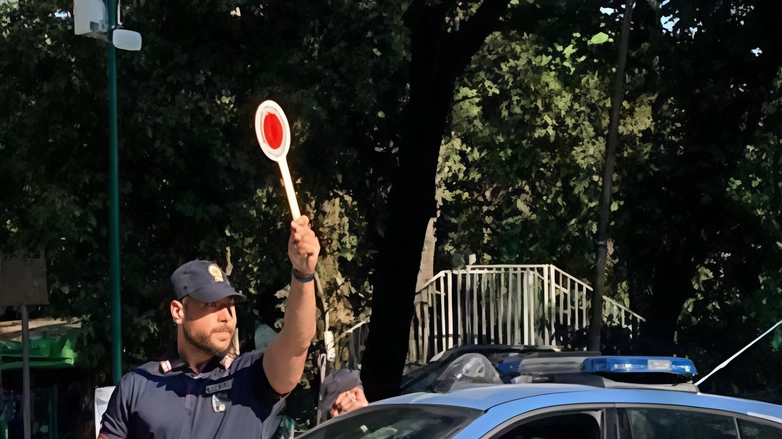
106,0,122,386
73,0,141,386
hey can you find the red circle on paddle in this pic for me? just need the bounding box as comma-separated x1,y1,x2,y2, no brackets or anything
263,113,284,150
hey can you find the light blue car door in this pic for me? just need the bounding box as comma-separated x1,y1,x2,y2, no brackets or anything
451,389,782,439
451,394,617,438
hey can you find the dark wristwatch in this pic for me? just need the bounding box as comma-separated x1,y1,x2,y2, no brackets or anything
292,268,315,283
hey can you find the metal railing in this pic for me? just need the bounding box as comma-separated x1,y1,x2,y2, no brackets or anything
407,265,645,365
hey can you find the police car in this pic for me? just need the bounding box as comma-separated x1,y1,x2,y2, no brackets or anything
299,351,782,439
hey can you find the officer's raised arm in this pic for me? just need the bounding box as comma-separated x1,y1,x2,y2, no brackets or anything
263,215,320,394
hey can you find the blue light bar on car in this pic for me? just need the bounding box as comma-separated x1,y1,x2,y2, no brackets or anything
581,356,697,376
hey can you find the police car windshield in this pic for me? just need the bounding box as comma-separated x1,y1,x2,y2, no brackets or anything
299,405,481,439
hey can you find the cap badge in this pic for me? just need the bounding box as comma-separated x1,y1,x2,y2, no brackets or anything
208,264,224,282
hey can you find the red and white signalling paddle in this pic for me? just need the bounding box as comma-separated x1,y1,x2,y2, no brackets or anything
254,100,301,220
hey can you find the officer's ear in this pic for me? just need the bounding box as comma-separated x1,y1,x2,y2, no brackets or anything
171,299,186,324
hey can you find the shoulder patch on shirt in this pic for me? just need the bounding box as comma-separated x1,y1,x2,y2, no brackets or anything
159,360,172,373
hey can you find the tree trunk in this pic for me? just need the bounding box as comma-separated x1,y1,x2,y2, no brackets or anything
416,218,437,292
359,98,450,401
637,255,692,355
360,3,453,402
361,0,512,401
590,0,635,352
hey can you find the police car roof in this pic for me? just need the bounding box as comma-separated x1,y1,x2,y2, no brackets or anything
373,383,782,420
377,383,595,409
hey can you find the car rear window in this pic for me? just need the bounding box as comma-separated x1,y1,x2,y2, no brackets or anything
619,408,738,439
298,404,482,439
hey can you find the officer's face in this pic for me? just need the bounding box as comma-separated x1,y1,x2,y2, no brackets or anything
181,297,236,356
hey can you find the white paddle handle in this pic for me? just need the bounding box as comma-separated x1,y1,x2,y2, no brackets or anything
277,159,301,220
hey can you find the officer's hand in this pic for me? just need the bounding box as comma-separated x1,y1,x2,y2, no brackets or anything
288,215,320,276
330,387,368,418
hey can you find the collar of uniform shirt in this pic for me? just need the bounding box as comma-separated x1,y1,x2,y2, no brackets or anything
156,342,236,374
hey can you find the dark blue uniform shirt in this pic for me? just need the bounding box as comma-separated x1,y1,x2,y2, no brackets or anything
100,346,286,439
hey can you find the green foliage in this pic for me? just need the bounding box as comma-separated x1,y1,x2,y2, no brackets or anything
773,329,782,352
2,0,782,421
436,0,782,397
589,32,610,45
437,2,623,278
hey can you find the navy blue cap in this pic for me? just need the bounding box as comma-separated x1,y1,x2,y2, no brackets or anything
170,260,247,303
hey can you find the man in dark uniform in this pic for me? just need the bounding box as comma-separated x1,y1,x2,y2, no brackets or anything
99,216,320,439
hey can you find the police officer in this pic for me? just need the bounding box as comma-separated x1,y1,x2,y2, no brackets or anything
99,216,320,439
318,369,369,419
